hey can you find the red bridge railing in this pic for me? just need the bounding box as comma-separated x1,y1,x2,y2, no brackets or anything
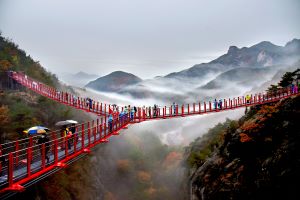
0,71,298,195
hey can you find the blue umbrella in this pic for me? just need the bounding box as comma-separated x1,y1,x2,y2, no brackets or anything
23,126,50,135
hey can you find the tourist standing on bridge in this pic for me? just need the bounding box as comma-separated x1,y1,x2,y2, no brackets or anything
89,98,93,111
154,104,159,117
148,106,151,117
218,99,223,110
73,95,77,106
294,84,298,93
214,99,218,110
108,114,113,132
60,126,71,149
70,123,77,143
173,102,176,115
134,106,137,114
130,107,135,120
37,133,50,163
246,95,251,104
85,98,89,109
119,111,125,125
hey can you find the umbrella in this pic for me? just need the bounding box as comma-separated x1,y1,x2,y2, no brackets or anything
23,126,49,135
55,121,70,126
55,120,78,126
66,120,78,124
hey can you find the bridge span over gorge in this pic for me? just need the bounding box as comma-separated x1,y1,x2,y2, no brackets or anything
0,71,298,198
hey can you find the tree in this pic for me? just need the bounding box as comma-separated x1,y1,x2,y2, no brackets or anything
267,84,279,94
0,105,10,127
279,72,294,87
0,60,12,71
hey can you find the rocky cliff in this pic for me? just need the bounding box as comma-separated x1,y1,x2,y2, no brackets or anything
186,94,300,200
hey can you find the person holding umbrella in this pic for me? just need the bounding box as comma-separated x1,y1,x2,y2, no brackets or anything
23,126,49,136
36,133,50,163
55,120,78,149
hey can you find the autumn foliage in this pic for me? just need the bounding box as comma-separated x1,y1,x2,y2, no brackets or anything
137,171,151,183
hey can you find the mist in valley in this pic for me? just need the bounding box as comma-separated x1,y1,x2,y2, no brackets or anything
56,60,300,200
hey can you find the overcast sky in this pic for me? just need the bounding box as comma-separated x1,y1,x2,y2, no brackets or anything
0,0,299,79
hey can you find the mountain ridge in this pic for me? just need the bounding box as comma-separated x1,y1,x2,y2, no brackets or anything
85,71,142,92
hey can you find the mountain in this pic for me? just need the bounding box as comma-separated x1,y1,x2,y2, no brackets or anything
200,67,272,90
166,39,300,80
85,71,142,92
73,71,98,80
85,39,300,103
60,71,98,87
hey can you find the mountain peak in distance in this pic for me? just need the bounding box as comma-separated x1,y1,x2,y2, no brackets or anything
86,70,142,92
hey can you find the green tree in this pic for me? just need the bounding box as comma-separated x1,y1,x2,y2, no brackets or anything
279,72,294,87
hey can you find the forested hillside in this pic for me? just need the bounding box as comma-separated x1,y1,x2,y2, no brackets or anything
0,33,90,142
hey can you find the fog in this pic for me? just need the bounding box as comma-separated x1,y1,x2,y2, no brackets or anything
1,0,299,78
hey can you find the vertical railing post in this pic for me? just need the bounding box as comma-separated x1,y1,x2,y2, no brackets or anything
54,139,58,164
88,122,91,147
93,124,96,143
104,118,107,138
97,118,99,139
188,104,190,115
74,132,77,153
65,139,68,157
100,118,103,140
27,147,32,177
198,102,201,114
15,141,19,166
8,153,14,187
0,145,2,175
204,102,206,113
193,103,195,113
138,108,141,122
209,101,211,111
81,124,85,149
41,144,45,169
29,137,33,148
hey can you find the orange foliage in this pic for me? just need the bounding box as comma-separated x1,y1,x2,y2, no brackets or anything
137,171,151,183
0,60,12,71
239,133,252,142
258,105,278,116
240,120,260,131
117,159,130,173
163,151,183,168
104,192,117,200
145,186,157,195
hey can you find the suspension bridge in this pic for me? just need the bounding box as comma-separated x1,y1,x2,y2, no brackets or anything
0,71,298,198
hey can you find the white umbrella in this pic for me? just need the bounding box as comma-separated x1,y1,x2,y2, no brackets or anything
55,121,70,126
66,120,78,124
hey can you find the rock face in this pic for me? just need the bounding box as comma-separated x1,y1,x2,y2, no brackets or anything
187,95,300,200
86,71,142,92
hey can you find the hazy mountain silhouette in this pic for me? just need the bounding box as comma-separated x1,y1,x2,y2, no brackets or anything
86,71,142,92
85,39,300,101
165,38,300,80
60,71,99,87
